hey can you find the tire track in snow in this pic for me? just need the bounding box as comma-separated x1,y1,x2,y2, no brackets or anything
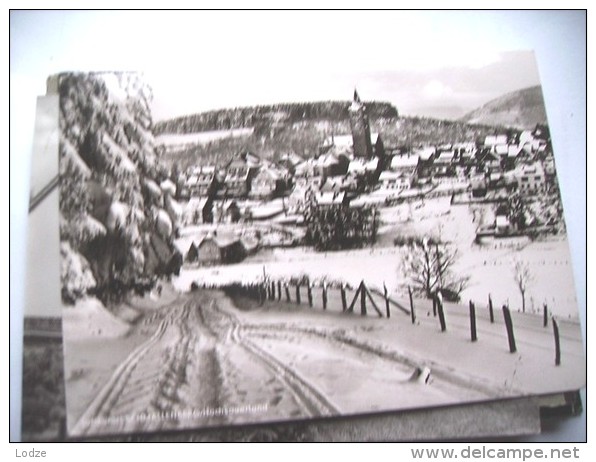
200,299,339,418
71,302,190,436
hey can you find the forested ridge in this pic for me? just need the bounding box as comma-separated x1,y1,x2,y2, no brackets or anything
154,100,399,135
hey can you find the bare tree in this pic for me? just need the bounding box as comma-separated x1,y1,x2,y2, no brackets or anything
401,237,469,301
512,258,534,312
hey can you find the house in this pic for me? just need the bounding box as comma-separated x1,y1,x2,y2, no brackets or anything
183,197,213,225
294,158,317,178
476,150,501,175
430,150,456,177
294,175,323,191
501,145,524,170
221,152,261,198
250,164,288,199
213,200,242,224
197,236,221,266
543,157,556,177
278,152,304,173
286,186,312,214
313,152,350,177
454,142,476,157
322,134,353,153
320,175,358,194
470,175,487,198
495,214,512,236
314,191,349,207
223,162,251,198
484,135,508,148
197,234,247,266
495,144,509,157
188,166,218,197
515,162,546,196
378,170,412,191
186,242,199,263
348,156,381,185
389,154,419,179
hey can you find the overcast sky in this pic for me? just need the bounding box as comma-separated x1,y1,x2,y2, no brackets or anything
148,50,541,121
10,10,553,122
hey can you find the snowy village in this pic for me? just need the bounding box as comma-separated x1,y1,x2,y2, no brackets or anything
22,71,585,441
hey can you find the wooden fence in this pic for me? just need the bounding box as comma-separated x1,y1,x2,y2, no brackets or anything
201,278,564,366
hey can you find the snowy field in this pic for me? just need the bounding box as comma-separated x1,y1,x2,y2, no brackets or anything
175,212,580,321
62,287,584,436
155,128,253,148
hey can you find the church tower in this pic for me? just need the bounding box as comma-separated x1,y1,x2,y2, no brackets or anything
349,89,373,159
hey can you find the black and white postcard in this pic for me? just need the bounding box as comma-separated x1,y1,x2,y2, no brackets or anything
54,52,585,438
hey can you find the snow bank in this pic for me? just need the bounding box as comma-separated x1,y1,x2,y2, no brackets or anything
63,297,131,341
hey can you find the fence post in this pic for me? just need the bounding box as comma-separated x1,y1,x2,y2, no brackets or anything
553,317,561,366
322,283,328,310
360,281,367,316
383,283,390,319
285,283,291,303
296,283,301,305
437,294,446,332
543,303,548,328
271,281,276,301
432,296,437,317
341,284,347,312
277,281,282,301
307,282,313,308
408,286,416,324
502,305,517,353
259,283,265,306
488,294,495,324
469,300,477,342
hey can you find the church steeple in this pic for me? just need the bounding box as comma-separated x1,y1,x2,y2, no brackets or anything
349,89,373,159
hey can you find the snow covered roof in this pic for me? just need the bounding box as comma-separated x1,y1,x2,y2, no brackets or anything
496,215,510,227
279,152,305,166
315,191,345,205
495,144,509,155
255,166,283,181
316,153,340,167
508,145,523,158
415,146,436,160
519,162,545,175
348,157,379,174
188,196,211,207
379,171,406,181
324,134,352,148
453,142,476,151
198,234,241,249
390,155,419,170
485,135,508,146
434,151,455,164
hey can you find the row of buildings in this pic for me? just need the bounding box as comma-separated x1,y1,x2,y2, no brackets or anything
172,91,556,228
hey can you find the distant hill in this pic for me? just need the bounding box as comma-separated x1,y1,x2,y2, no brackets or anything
154,100,399,136
459,86,547,130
